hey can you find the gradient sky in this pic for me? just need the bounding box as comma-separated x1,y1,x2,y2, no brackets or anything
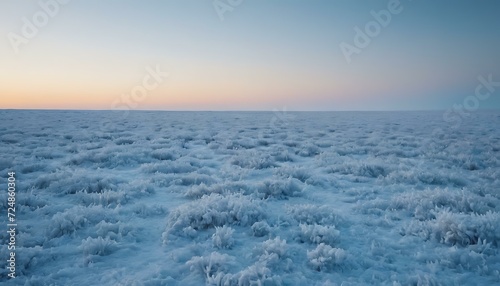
1,0,500,111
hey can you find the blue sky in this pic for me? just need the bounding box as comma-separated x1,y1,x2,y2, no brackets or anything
1,0,499,110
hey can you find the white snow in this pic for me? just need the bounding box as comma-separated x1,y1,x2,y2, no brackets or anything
0,110,499,285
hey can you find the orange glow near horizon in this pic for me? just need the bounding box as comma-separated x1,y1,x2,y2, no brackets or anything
0,71,369,110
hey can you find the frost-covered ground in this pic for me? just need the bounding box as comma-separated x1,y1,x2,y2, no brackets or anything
1,110,499,285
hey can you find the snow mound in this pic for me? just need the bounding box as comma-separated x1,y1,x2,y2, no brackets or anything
251,221,271,237
163,193,265,243
287,204,342,226
79,236,118,256
307,243,347,271
186,252,235,279
257,178,303,199
212,225,235,249
299,224,340,246
404,209,500,247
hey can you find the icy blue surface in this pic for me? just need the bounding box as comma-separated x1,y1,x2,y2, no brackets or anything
0,110,499,285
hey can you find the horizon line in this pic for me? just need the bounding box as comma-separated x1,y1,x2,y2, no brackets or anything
1,108,500,112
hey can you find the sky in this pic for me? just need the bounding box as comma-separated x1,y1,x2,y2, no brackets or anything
1,0,500,111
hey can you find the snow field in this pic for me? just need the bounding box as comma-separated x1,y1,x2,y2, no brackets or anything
0,110,499,285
